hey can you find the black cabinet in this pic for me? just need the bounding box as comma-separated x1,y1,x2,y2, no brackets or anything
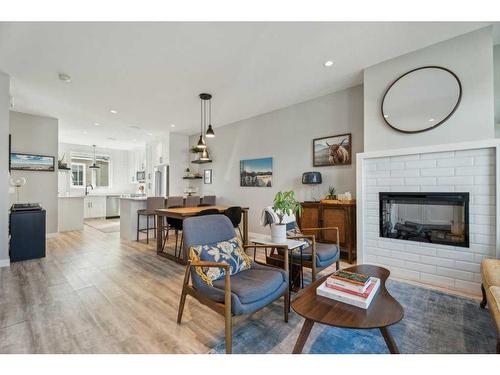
9,209,46,262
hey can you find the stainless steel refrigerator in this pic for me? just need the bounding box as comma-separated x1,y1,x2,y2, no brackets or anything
154,165,169,197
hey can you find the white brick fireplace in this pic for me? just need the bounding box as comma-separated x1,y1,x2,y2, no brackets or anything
357,140,500,296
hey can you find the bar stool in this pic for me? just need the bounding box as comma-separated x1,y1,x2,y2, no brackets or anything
137,197,165,244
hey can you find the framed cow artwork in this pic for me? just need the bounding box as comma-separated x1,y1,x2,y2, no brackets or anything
313,133,352,167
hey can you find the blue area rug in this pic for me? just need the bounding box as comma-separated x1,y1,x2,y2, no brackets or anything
210,280,497,354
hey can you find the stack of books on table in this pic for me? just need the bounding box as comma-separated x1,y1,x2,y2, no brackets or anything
316,270,380,309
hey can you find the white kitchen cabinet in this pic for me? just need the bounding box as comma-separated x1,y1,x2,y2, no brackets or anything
84,196,107,218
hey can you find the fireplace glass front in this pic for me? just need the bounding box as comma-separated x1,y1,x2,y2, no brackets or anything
379,192,469,247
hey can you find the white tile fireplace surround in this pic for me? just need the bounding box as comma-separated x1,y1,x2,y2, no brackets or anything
357,140,500,296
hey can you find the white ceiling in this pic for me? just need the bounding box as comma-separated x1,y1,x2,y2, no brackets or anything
0,22,495,149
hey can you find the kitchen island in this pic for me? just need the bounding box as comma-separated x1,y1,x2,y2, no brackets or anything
58,196,85,232
120,197,151,241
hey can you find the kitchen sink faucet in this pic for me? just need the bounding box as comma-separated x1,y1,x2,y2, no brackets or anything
85,184,94,196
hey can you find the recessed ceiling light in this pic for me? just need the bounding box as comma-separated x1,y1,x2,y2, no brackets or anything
383,114,389,118
58,73,72,83
429,118,435,122
110,109,118,114
171,124,175,128
323,60,334,68
94,122,101,126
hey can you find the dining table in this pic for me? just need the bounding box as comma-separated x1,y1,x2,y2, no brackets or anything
155,205,249,264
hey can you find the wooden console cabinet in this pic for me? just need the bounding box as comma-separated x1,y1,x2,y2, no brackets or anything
298,201,356,263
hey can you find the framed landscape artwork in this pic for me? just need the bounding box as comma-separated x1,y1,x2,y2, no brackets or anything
240,157,272,187
10,153,55,172
313,133,352,167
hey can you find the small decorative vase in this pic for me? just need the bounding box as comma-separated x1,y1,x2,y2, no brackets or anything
271,223,287,243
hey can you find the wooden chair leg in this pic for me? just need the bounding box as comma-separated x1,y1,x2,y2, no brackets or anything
284,289,289,323
177,265,191,324
237,226,243,240
480,284,487,309
136,212,140,242
224,271,232,354
146,215,150,244
174,230,179,258
336,259,340,271
154,216,156,239
179,232,184,261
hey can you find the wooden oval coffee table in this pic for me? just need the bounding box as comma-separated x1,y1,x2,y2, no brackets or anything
291,265,404,354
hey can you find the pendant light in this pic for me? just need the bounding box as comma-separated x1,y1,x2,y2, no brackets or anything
89,144,100,169
196,94,210,150
205,96,215,138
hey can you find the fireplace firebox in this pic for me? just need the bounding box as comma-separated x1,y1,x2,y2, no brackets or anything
379,192,469,247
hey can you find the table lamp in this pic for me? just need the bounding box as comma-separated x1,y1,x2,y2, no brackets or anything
302,172,322,202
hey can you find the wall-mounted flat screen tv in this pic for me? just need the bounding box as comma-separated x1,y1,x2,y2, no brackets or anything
10,153,55,172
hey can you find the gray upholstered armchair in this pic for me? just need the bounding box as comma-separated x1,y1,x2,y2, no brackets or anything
177,215,289,354
285,220,340,285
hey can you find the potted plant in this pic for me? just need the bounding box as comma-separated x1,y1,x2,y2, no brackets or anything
271,191,302,243
58,154,68,169
325,185,337,200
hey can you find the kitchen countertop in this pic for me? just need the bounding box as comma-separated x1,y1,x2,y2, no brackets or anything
58,193,145,198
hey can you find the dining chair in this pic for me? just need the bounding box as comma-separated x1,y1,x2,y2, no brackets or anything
177,215,289,354
165,205,184,260
136,197,165,244
197,208,220,216
224,206,243,239
163,196,185,241
185,195,201,207
201,195,216,206
166,196,184,208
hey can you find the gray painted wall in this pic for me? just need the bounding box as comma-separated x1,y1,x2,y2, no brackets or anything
0,72,9,266
9,111,59,234
169,133,190,196
495,44,500,135
364,27,494,151
190,85,364,234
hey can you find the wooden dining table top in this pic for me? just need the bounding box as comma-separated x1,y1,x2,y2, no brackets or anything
155,205,248,217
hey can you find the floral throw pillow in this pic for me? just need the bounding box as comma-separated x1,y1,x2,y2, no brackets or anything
189,237,252,286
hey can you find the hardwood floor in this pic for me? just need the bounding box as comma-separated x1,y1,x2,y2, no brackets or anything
0,224,348,354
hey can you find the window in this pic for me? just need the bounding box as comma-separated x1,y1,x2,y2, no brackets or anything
70,153,111,188
71,163,85,187
95,159,110,187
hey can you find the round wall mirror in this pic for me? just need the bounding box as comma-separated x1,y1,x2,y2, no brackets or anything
381,66,462,133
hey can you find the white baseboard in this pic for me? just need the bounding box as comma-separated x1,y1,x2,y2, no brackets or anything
0,258,10,268
46,232,59,238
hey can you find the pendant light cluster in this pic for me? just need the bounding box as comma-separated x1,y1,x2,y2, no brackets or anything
89,144,100,169
195,93,215,160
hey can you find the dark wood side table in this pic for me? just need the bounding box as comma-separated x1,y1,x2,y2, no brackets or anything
291,265,404,354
